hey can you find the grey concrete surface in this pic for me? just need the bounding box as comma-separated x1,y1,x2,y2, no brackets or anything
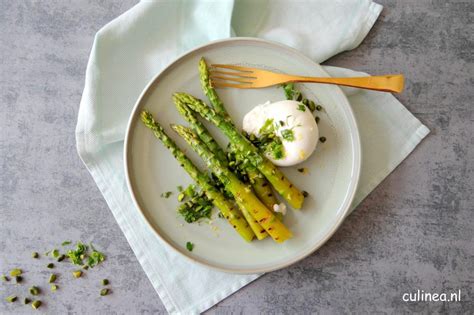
0,0,472,314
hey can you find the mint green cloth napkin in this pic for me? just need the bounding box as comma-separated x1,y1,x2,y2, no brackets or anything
76,1,429,313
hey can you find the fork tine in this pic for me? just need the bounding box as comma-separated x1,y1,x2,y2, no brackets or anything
211,82,254,89
210,70,256,79
211,76,255,84
211,64,255,73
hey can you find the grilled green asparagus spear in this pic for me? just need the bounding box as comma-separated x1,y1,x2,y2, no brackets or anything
174,92,305,209
199,57,281,213
172,124,292,243
199,57,230,121
231,148,282,219
141,111,255,242
174,96,228,163
173,97,268,240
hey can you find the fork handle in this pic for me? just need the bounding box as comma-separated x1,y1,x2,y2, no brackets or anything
286,74,404,93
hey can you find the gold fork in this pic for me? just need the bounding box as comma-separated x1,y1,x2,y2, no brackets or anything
210,64,404,93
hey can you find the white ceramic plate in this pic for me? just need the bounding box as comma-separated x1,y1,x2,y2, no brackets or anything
124,38,360,274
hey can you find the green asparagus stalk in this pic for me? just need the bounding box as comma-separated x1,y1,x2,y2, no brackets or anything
233,150,283,220
199,57,281,212
172,124,292,243
173,97,268,240
174,92,305,209
140,111,255,242
173,95,228,163
199,57,230,121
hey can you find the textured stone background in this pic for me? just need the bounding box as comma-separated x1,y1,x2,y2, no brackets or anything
1,1,472,314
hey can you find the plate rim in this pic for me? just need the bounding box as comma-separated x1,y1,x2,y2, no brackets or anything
124,37,361,274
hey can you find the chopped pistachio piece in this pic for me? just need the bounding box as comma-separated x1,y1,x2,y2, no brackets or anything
51,284,58,292
160,191,172,198
6,295,17,302
46,263,54,269
101,279,109,286
186,241,194,252
29,286,40,295
72,270,82,278
10,268,22,277
48,274,56,283
24,297,31,304
297,167,308,174
100,288,109,296
32,252,39,258
31,300,42,309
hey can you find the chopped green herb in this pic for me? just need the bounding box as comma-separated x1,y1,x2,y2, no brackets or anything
57,254,66,262
100,288,110,296
315,116,320,124
32,252,39,258
186,242,194,252
29,286,40,295
267,140,284,159
10,268,22,277
67,242,87,265
48,274,56,283
15,275,22,283
319,136,327,143
178,192,213,223
177,193,185,202
282,83,295,100
87,248,106,268
72,270,82,278
281,129,295,142
6,295,17,303
52,249,60,258
2,275,9,282
46,263,54,269
177,185,183,192
279,120,285,127
259,118,275,134
44,250,50,256
61,240,72,246
316,105,323,111
51,284,58,292
24,298,31,304
308,100,316,112
101,279,109,286
31,300,42,309
184,184,196,198
297,104,306,112
302,191,309,198
82,265,89,270
218,212,224,219
161,191,172,198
